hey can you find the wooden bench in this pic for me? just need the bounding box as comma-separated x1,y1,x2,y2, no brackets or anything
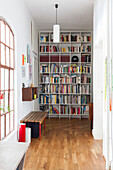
20,111,48,140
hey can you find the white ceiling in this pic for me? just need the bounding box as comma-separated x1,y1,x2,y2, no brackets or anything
24,0,94,30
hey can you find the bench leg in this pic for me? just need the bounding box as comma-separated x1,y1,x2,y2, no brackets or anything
44,118,46,130
39,123,41,140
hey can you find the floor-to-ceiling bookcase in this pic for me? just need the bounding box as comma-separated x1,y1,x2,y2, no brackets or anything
39,31,93,118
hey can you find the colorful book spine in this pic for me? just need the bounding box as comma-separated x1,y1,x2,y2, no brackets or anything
81,96,90,104
71,46,80,52
40,46,49,52
71,107,81,114
50,95,59,104
51,64,59,73
81,45,91,52
81,75,91,83
39,95,49,104
61,106,69,114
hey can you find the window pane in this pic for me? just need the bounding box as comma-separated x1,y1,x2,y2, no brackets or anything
10,111,13,131
6,113,9,135
10,70,14,89
6,25,9,46
1,21,5,43
5,69,9,90
6,47,9,67
10,49,14,68
0,92,4,115
10,91,14,111
1,68,5,90
10,31,13,49
5,91,8,113
1,115,5,139
1,44,5,65
0,21,14,140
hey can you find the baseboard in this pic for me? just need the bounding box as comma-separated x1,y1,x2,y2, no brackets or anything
92,129,103,140
111,161,113,170
92,129,94,137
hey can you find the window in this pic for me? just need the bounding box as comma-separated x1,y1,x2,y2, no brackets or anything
0,19,14,140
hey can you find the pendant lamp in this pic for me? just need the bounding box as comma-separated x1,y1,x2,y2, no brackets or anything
53,4,60,43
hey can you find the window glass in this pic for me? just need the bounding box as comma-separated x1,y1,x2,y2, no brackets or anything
0,19,14,140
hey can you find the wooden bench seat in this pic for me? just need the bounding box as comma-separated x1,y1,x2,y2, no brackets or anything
20,111,48,140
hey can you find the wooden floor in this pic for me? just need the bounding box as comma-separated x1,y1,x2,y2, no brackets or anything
23,119,106,170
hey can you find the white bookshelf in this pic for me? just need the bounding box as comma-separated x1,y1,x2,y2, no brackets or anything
38,31,93,119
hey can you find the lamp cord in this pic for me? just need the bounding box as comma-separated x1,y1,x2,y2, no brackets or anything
56,7,57,24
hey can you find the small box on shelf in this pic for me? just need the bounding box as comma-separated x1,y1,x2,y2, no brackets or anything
22,87,38,101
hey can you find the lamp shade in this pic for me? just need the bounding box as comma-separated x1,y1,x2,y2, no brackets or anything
53,24,60,43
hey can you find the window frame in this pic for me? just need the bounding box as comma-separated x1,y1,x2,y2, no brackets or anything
0,19,15,140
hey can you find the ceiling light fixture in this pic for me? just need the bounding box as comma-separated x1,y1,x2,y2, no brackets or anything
53,4,60,43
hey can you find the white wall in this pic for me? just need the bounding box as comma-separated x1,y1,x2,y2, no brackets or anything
93,0,112,169
0,0,37,126
93,0,107,139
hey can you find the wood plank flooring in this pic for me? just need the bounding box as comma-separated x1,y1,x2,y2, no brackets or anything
23,119,106,170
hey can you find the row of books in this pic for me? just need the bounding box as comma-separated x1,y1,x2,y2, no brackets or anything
81,35,91,42
61,35,70,42
40,84,49,93
81,45,91,52
60,65,70,73
71,46,81,52
71,35,81,42
71,85,81,94
50,105,59,114
49,105,89,115
81,96,90,104
81,75,91,83
40,84,90,94
51,64,59,73
40,75,49,83
60,85,71,93
40,74,91,84
40,66,91,74
60,84,81,94
81,106,89,114
70,76,81,83
50,94,59,104
40,46,91,53
61,106,69,115
60,95,69,104
60,75,70,83
40,35,49,42
71,95,81,104
71,107,81,114
50,45,59,52
50,85,59,94
40,85,60,94
81,66,91,73
70,65,80,73
61,47,71,52
40,46,49,52
50,75,60,83
81,85,90,94
40,35,91,43
81,54,91,62
39,95,49,104
60,95,81,104
40,65,49,73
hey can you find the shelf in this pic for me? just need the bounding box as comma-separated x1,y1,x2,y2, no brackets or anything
40,41,91,44
39,31,92,117
39,103,49,105
50,104,59,105
22,87,38,101
40,72,91,74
